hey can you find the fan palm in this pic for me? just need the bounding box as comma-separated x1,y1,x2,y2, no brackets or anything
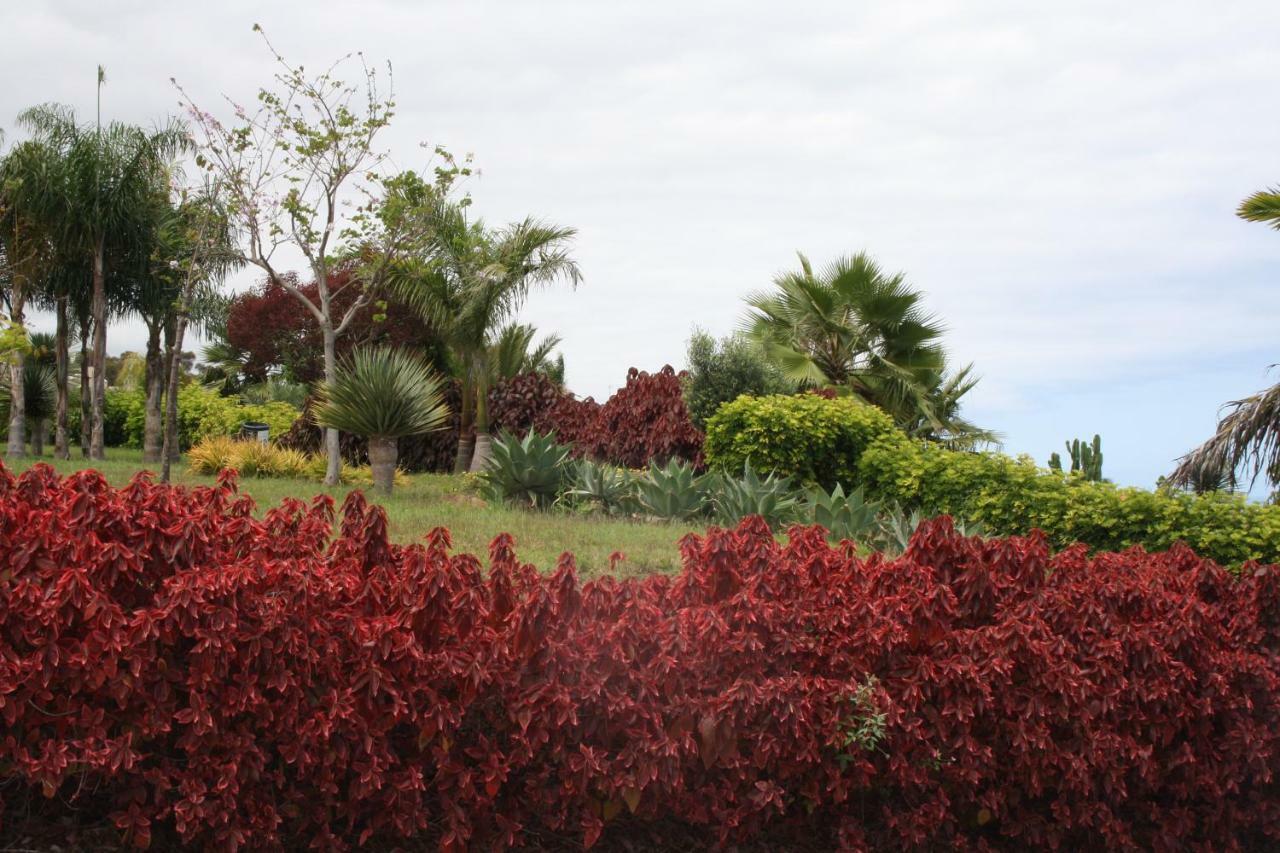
17,103,189,459
312,347,450,494
394,199,580,473
743,252,951,425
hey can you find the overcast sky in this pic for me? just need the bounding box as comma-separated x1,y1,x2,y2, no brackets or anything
4,0,1280,490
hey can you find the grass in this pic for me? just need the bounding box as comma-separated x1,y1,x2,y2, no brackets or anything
3,447,701,579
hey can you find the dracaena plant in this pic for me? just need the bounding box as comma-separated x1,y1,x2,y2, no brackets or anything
312,347,449,494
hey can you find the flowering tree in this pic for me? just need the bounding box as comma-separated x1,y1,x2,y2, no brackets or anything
175,25,467,484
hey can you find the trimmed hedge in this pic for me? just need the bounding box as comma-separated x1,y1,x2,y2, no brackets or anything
705,394,1280,565
1,464,1277,849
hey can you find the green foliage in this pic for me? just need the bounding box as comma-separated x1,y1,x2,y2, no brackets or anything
0,361,56,424
858,434,1280,565
565,459,635,516
102,384,298,450
682,329,791,429
703,393,898,490
635,458,709,521
1066,434,1104,482
709,462,801,528
481,430,573,509
313,347,449,440
805,483,884,543
0,315,31,361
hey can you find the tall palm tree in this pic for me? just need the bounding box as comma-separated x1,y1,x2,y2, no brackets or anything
17,103,188,459
743,251,955,424
1170,185,1280,492
395,200,581,472
488,322,565,384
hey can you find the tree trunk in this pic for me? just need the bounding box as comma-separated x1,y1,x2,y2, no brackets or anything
79,319,90,458
89,240,107,460
367,436,397,496
453,372,475,473
142,322,164,463
5,287,26,458
321,323,341,486
31,419,46,456
160,312,189,484
467,358,492,473
54,295,70,459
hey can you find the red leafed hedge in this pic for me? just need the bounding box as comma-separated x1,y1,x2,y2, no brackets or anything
2,464,1279,850
538,365,703,467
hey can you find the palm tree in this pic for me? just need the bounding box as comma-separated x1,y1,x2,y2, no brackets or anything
395,200,581,472
1170,186,1280,492
488,322,565,384
901,363,1001,450
17,103,188,459
744,251,964,432
312,347,450,494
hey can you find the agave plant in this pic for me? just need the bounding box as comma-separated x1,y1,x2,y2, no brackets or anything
312,347,450,495
481,430,574,509
710,462,801,529
635,458,709,521
873,507,988,556
565,458,635,515
806,482,884,542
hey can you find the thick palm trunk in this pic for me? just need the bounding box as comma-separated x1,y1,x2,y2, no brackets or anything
31,419,46,455
141,322,164,463
367,436,397,495
5,289,26,458
467,362,492,473
160,311,188,484
321,324,341,486
54,296,70,459
79,319,90,458
89,241,107,460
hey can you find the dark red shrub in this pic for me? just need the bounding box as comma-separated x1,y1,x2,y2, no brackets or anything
2,463,1278,850
538,366,703,467
489,372,566,438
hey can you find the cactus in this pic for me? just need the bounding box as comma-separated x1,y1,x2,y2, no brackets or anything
1048,452,1063,472
1064,434,1103,482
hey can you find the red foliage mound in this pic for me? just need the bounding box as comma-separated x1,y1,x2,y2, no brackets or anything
539,366,703,467
2,463,1278,850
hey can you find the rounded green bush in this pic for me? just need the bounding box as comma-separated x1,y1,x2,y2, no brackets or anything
703,393,898,489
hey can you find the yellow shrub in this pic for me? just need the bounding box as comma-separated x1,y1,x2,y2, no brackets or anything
187,436,242,474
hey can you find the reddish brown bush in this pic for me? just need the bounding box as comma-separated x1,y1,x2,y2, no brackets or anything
2,463,1278,850
489,372,566,437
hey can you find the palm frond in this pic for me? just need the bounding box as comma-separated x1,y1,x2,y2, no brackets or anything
1238,188,1280,230
1169,381,1280,491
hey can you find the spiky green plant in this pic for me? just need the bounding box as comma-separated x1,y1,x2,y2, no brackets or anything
0,362,56,425
480,429,574,509
873,507,988,557
565,459,635,515
710,462,801,529
634,458,709,521
805,483,884,542
312,347,449,494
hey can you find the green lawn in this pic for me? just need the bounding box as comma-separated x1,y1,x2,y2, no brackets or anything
3,448,700,578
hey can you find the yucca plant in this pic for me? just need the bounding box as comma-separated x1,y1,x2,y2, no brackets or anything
806,483,883,543
481,430,573,509
312,347,450,494
635,458,709,521
0,362,56,455
710,462,801,529
565,458,635,515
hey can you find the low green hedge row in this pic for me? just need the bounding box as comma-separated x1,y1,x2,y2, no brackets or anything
69,385,299,450
705,394,1280,565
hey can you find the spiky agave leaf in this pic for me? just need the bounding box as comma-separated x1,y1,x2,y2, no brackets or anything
313,347,450,440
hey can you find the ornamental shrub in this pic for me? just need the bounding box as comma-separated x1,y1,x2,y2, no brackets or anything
1,463,1277,849
682,330,792,429
703,393,898,489
567,366,703,468
706,394,1280,565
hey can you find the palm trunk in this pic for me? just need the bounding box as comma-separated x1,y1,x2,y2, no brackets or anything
467,359,492,473
5,288,26,458
160,311,189,483
54,295,70,459
453,373,475,473
89,240,107,460
79,317,90,458
321,323,341,486
31,419,45,456
142,321,164,463
367,436,397,495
